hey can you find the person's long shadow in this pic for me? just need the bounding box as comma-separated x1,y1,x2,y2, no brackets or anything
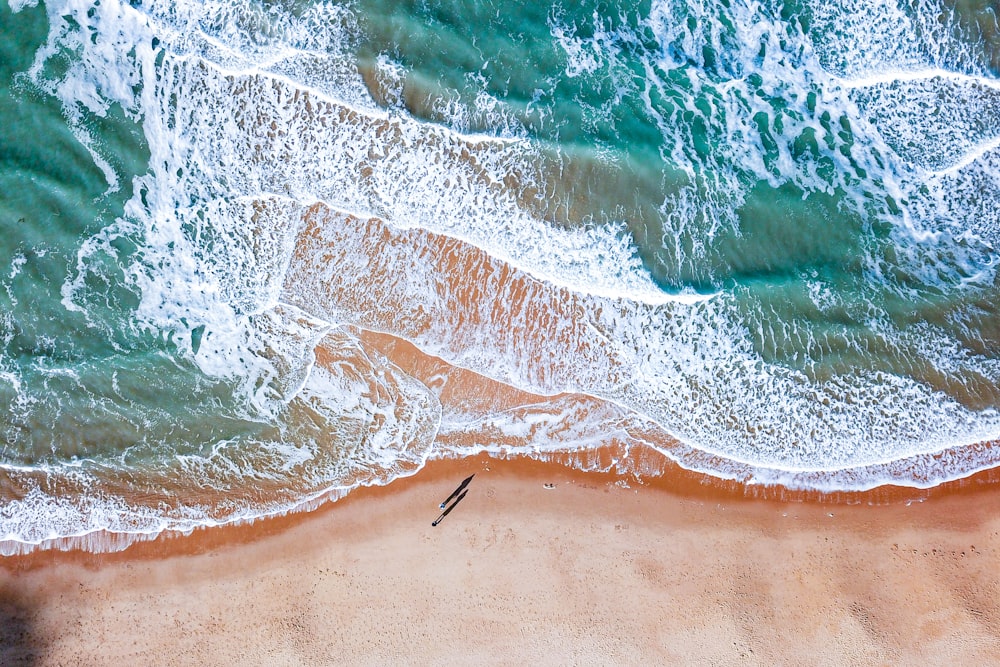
0,583,41,666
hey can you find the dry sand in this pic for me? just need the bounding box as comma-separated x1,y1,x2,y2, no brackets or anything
2,454,1000,665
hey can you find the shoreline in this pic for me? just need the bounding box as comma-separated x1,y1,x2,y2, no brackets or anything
4,453,1000,664
7,443,1000,561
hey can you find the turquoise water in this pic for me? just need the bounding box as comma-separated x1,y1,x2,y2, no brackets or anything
0,0,998,552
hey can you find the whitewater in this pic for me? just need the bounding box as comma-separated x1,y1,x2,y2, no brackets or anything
0,0,998,552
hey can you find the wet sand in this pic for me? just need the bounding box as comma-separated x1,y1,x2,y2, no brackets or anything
3,454,1000,665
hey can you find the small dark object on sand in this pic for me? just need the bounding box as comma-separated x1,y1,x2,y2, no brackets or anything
432,490,468,527
439,474,474,509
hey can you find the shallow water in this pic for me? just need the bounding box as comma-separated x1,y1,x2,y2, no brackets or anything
0,0,998,552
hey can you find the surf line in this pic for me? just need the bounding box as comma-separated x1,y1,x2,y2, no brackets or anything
432,474,474,527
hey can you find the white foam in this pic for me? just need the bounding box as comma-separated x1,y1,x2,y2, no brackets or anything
849,74,1000,173
806,0,996,80
935,136,1000,178
6,0,1000,554
549,11,613,79
634,0,1000,270
837,67,997,90
0,324,440,551
286,207,1000,474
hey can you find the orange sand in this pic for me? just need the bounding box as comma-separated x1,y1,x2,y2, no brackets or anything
3,454,1000,665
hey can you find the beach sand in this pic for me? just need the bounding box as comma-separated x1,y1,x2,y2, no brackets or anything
2,454,1000,665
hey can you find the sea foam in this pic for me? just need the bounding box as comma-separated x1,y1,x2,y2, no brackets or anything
3,0,1000,553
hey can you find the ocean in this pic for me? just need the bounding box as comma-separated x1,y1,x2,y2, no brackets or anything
0,0,997,553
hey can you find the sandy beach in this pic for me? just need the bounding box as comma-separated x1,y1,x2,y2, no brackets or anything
2,454,1000,665
3,0,1000,663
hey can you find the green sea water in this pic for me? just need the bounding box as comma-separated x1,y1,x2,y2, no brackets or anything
1,0,998,551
